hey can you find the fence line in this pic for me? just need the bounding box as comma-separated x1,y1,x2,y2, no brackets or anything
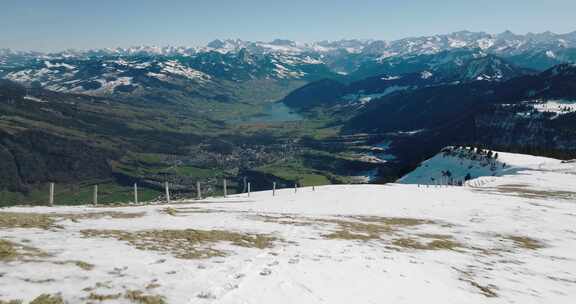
165,182,171,203
49,182,54,206
37,179,372,206
93,185,98,206
196,181,202,200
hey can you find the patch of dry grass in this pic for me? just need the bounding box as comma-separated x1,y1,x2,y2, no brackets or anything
29,294,64,304
352,216,433,226
0,239,48,261
461,279,499,298
161,207,217,216
21,278,55,284
418,233,454,239
0,239,17,260
87,292,122,301
323,220,392,240
254,214,439,242
55,211,146,222
392,237,462,251
53,260,94,271
82,281,113,292
504,235,545,250
73,260,95,270
481,185,576,200
162,207,178,216
81,229,278,259
251,215,316,227
0,211,144,230
0,299,22,304
321,216,436,241
145,279,161,290
124,290,165,304
0,212,56,230
452,267,499,298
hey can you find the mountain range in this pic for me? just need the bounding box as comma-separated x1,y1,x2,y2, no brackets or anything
1,31,574,109
2,30,576,205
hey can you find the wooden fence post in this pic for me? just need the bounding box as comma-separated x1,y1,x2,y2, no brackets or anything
134,183,138,204
223,179,227,198
273,182,276,196
196,181,202,200
165,181,171,203
93,185,98,206
49,182,54,206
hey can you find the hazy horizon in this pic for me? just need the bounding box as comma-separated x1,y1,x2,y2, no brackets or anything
3,29,576,53
2,0,576,52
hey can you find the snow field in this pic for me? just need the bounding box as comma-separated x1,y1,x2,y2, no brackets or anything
1,150,576,303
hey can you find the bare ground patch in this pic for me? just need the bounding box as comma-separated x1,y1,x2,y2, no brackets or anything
452,267,499,298
124,290,165,304
0,300,22,304
461,279,499,298
0,239,48,261
391,237,462,251
249,214,317,227
478,184,576,200
53,260,94,271
1,238,94,273
0,211,145,230
81,229,278,259
0,294,64,304
160,207,221,216
0,212,56,230
322,219,393,240
321,216,437,241
87,292,122,301
56,211,146,221
502,235,546,250
29,294,64,304
251,214,439,241
251,214,456,248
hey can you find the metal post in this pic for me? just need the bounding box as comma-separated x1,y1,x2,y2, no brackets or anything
272,182,276,196
165,181,170,203
223,179,227,198
93,185,98,206
312,185,315,191
294,183,298,193
49,182,54,206
197,181,202,200
134,183,138,204
247,182,251,197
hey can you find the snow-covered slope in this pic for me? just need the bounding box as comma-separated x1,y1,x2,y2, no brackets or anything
1,151,576,303
398,146,560,185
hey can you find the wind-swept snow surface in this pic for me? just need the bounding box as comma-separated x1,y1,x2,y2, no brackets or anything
1,151,576,303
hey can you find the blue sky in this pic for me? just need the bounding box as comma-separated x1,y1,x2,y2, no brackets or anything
1,0,575,51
